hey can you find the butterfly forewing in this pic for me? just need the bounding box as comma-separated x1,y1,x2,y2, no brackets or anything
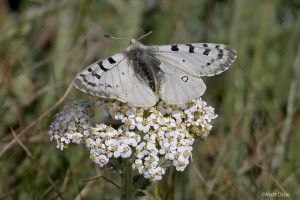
74,51,158,107
74,53,126,98
151,43,237,77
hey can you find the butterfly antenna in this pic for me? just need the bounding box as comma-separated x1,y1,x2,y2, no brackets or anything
104,35,130,41
137,31,153,41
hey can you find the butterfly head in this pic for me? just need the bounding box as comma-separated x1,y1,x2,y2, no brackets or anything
130,39,138,45
129,39,145,50
129,30,153,48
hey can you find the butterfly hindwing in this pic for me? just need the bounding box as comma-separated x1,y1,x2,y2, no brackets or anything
151,43,237,77
113,62,158,107
158,62,206,104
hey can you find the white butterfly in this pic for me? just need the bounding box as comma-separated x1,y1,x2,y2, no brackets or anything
74,37,237,107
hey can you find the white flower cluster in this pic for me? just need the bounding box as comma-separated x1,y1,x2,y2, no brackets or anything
49,100,94,150
85,124,141,167
49,98,218,182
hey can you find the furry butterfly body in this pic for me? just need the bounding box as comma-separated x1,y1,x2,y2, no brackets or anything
74,39,237,107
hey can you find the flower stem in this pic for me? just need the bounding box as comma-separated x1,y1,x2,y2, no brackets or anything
121,158,133,200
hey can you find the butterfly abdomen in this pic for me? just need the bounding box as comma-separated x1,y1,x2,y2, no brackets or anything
125,48,164,94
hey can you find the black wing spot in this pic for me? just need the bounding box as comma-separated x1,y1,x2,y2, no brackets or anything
206,62,210,66
80,74,96,86
95,74,101,79
215,45,220,49
122,72,125,75
171,45,179,51
217,49,224,59
98,61,109,72
87,68,92,72
203,44,208,47
88,82,96,87
108,57,116,64
107,84,112,88
186,44,195,53
203,48,211,56
182,59,185,63
79,74,85,78
181,76,189,82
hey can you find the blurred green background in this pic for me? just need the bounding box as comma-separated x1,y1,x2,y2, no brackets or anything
1,0,299,199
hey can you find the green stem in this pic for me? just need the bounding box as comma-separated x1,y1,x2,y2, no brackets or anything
121,158,133,200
